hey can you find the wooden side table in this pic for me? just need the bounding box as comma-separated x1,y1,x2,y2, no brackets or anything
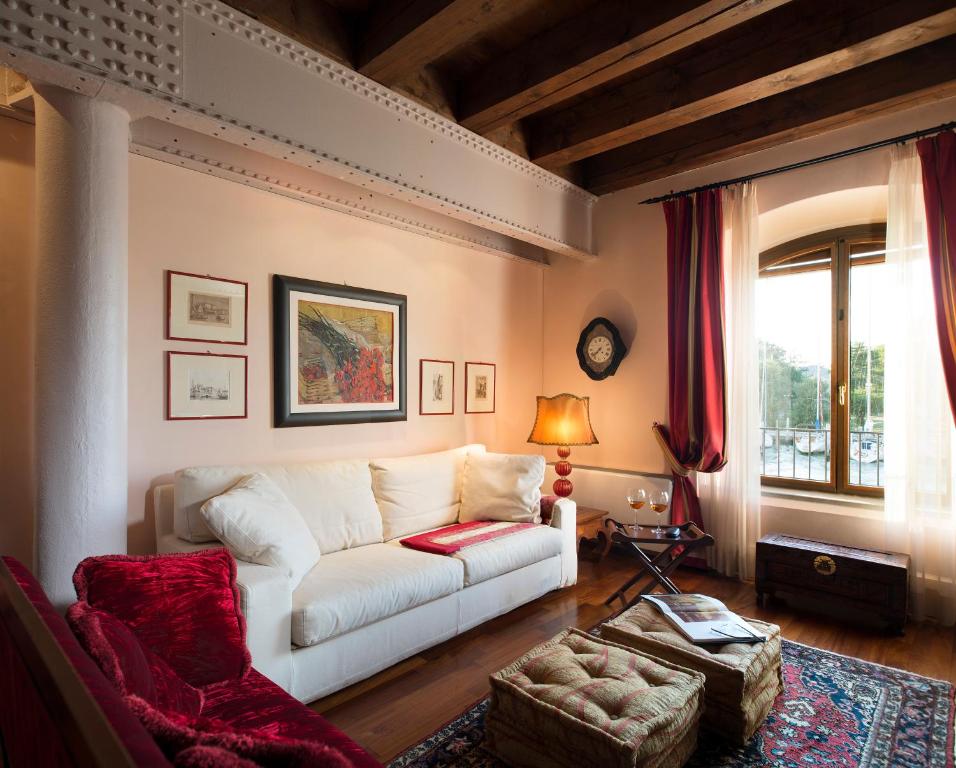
575,506,611,561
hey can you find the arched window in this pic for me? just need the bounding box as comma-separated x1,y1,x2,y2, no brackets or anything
758,224,886,496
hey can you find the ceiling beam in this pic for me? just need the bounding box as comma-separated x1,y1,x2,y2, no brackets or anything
458,0,794,135
583,37,956,195
529,0,956,169
221,0,354,65
358,0,508,84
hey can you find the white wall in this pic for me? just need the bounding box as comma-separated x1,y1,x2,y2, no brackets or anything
541,97,956,550
0,130,546,560
127,157,545,553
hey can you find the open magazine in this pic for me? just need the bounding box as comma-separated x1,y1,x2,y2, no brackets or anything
643,594,767,645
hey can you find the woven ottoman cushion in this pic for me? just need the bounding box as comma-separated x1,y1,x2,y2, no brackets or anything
485,628,704,768
600,603,783,745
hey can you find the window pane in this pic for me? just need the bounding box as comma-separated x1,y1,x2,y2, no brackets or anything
757,268,832,483
848,259,886,488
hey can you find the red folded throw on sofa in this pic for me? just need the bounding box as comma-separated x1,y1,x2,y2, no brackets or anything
400,521,537,555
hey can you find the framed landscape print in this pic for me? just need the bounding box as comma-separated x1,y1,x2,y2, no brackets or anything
465,362,496,414
273,274,407,427
419,359,454,415
167,351,247,420
167,271,248,345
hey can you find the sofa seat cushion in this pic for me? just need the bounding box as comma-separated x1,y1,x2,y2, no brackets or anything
447,524,563,586
199,669,380,767
125,688,371,768
292,544,464,647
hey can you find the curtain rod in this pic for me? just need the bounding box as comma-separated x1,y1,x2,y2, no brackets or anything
639,121,956,205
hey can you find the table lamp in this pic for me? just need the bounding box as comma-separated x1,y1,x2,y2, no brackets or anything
527,393,598,498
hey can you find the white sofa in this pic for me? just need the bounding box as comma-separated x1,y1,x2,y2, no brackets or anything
153,445,577,703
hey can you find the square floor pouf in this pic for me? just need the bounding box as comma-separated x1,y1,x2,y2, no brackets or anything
601,603,783,746
484,628,704,768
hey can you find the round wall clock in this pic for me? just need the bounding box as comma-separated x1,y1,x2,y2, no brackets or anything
576,317,627,381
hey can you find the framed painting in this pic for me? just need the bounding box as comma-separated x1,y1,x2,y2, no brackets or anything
273,274,407,427
465,362,496,414
166,271,248,345
167,351,247,420
419,359,454,415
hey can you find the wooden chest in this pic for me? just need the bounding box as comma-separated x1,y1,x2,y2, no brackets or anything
755,534,910,633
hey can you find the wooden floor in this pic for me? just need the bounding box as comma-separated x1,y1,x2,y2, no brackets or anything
312,553,956,764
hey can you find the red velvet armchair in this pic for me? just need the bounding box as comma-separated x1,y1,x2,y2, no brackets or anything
0,553,381,768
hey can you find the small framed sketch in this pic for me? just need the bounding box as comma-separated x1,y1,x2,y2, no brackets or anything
419,359,454,415
465,362,496,414
167,271,248,345
167,351,247,420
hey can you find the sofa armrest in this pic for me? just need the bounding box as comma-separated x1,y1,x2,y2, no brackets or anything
549,497,578,587
235,561,294,693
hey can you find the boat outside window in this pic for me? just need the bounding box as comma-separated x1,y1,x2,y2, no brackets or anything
757,225,886,497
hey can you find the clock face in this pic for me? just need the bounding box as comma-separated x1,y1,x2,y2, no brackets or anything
576,317,627,381
587,335,613,363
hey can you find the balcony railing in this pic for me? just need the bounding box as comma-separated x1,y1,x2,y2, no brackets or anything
760,428,883,487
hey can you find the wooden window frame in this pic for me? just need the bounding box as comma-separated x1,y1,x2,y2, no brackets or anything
758,224,886,498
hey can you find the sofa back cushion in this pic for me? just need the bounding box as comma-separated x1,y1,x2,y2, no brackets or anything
174,460,383,554
200,473,321,587
370,445,485,540
459,453,545,523
73,550,251,687
67,602,204,717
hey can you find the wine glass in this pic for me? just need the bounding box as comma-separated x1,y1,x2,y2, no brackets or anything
625,487,647,534
650,489,670,535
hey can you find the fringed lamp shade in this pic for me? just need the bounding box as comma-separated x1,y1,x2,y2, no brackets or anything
527,394,597,498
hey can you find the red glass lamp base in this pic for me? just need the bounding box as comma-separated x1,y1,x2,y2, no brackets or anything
553,446,573,498
552,478,573,497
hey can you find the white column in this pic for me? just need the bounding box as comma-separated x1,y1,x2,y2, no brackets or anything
33,85,130,609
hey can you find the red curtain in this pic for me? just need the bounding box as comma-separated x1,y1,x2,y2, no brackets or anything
654,189,728,534
918,130,956,425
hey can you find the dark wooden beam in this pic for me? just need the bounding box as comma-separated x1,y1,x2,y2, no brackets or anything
583,37,956,195
530,0,956,169
222,0,354,65
458,0,794,135
358,0,527,84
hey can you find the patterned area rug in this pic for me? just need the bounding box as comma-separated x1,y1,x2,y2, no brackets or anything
388,640,954,768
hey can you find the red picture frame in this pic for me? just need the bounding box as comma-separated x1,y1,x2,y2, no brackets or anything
166,351,248,420
166,270,249,345
464,361,496,414
419,359,455,416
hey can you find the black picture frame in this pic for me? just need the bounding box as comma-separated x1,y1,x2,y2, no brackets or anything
273,274,407,427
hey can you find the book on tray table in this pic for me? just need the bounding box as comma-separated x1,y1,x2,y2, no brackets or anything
643,594,767,645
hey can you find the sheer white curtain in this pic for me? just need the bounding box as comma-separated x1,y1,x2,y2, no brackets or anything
699,182,761,579
884,144,956,626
